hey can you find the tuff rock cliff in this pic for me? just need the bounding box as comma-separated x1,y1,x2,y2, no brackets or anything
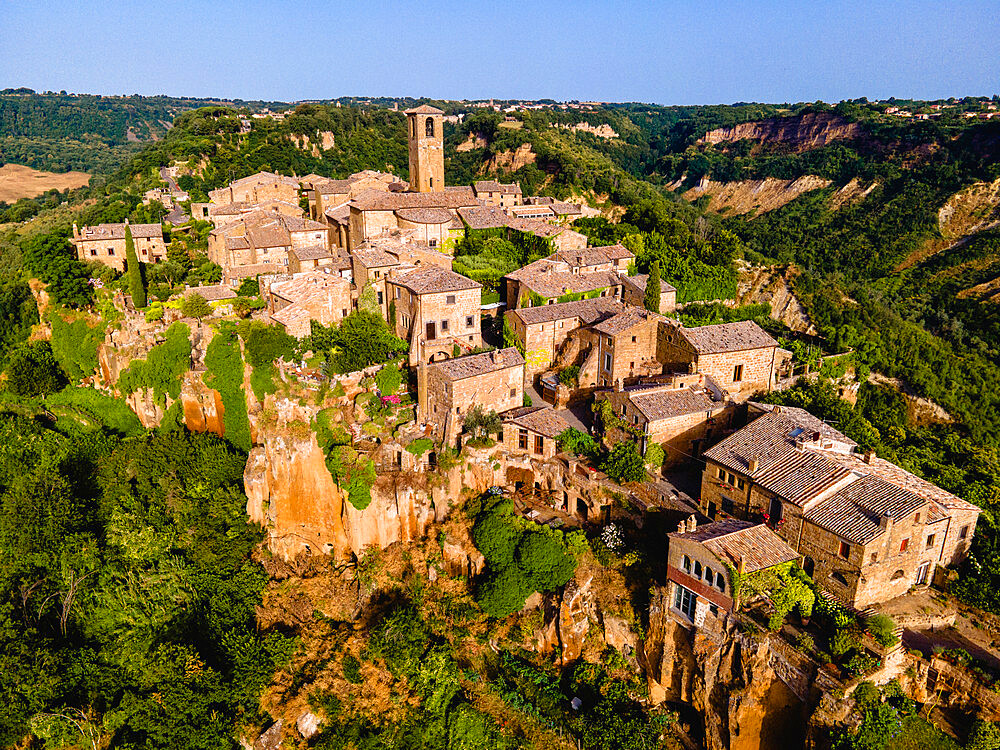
699,112,865,152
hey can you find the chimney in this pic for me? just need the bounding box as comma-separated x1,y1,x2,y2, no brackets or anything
879,512,893,533
686,515,697,533
773,405,781,414
863,450,875,464
677,520,687,533
72,222,79,238
613,378,623,392
748,458,759,474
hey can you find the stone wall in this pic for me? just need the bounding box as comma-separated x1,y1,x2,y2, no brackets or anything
697,347,776,401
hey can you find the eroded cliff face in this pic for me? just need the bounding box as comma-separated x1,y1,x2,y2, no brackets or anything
736,265,817,335
699,112,865,152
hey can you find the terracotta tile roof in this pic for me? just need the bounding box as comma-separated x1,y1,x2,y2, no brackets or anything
628,386,719,423
246,224,291,249
283,215,329,232
458,204,510,230
349,187,476,211
225,236,250,250
291,245,334,261
186,284,236,302
431,347,524,381
503,406,571,438
395,207,455,224
680,320,778,354
225,262,283,280
325,205,351,225
352,247,399,268
590,307,663,337
230,171,299,188
474,180,522,195
670,520,799,573
549,201,582,216
270,271,350,306
505,217,568,238
804,475,926,545
210,201,253,215
76,222,162,241
404,104,445,115
507,263,622,300
316,179,354,194
393,265,481,294
747,404,858,447
509,204,555,218
509,297,624,326
622,273,677,295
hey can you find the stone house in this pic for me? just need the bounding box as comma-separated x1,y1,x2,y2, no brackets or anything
350,246,400,317
386,265,483,366
71,221,167,272
699,404,981,608
266,271,353,338
667,518,799,629
288,245,335,274
208,211,330,279
503,245,633,309
592,307,667,388
501,406,571,460
657,320,779,401
208,171,300,206
419,347,525,447
473,180,523,208
621,274,677,314
310,170,404,222
505,218,587,254
346,188,478,249
206,199,302,227
505,297,625,382
594,375,732,467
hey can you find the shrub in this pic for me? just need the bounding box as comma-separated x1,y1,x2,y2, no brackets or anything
405,438,433,458
601,441,646,483
374,362,403,395
865,614,899,648
342,653,362,684
181,292,212,319
557,427,600,461
203,324,251,452
644,441,665,468
117,322,191,402
48,310,103,381
558,365,580,387
145,303,164,322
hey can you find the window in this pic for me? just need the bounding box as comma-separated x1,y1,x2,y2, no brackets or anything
733,364,744,382
466,316,474,327
429,239,437,247
838,541,851,559
681,555,691,573
441,319,449,332
716,572,726,592
709,603,719,617
914,512,921,523
717,468,725,480
534,435,544,455
926,534,935,549
673,584,696,620
833,572,849,586
429,177,434,187
870,553,878,563
727,472,737,485
395,288,401,298
631,336,637,343
693,561,702,578
108,248,115,255
705,566,714,583
377,291,384,305
425,116,435,137
446,295,456,305
630,361,635,369
960,525,970,539
603,353,612,371
721,497,734,515
900,537,910,553
737,479,745,490
402,314,408,327
90,248,97,256
916,562,930,585
509,388,516,397
456,407,460,415
518,428,528,450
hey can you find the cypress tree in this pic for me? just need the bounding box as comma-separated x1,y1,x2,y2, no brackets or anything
644,260,661,313
125,223,147,308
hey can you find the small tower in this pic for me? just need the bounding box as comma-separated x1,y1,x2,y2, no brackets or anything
405,104,445,193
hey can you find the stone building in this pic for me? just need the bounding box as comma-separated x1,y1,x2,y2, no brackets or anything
595,375,732,467
621,273,677,314
473,180,523,208
419,347,525,447
657,320,778,401
505,297,625,382
501,406,571,460
208,171,301,206
667,518,799,629
71,221,167,272
699,404,981,608
386,265,483,366
592,307,668,388
350,246,399,317
503,245,633,309
266,271,353,338
208,211,330,282
205,199,302,227
310,170,405,223
406,105,445,193
346,188,477,249
288,245,336,274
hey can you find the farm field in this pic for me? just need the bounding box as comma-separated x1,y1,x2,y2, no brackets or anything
0,163,90,202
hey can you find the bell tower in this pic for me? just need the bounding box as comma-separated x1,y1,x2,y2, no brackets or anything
405,104,445,192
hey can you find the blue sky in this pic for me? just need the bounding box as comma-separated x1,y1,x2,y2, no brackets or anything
2,0,998,104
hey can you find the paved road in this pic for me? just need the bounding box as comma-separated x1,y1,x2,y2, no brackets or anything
159,166,180,192
159,167,189,224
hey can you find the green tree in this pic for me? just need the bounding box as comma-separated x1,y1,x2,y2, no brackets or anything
968,718,1000,750
5,340,67,396
124,224,147,308
181,292,211,319
601,441,646,483
643,260,661,313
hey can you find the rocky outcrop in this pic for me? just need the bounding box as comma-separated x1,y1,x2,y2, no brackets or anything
683,175,832,215
699,112,864,152
736,265,817,335
483,143,536,173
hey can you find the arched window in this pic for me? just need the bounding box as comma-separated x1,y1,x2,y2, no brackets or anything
716,572,725,592
411,117,417,137
832,572,849,586
425,117,435,137
693,560,702,578
681,555,691,573
891,569,905,581
705,566,714,583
